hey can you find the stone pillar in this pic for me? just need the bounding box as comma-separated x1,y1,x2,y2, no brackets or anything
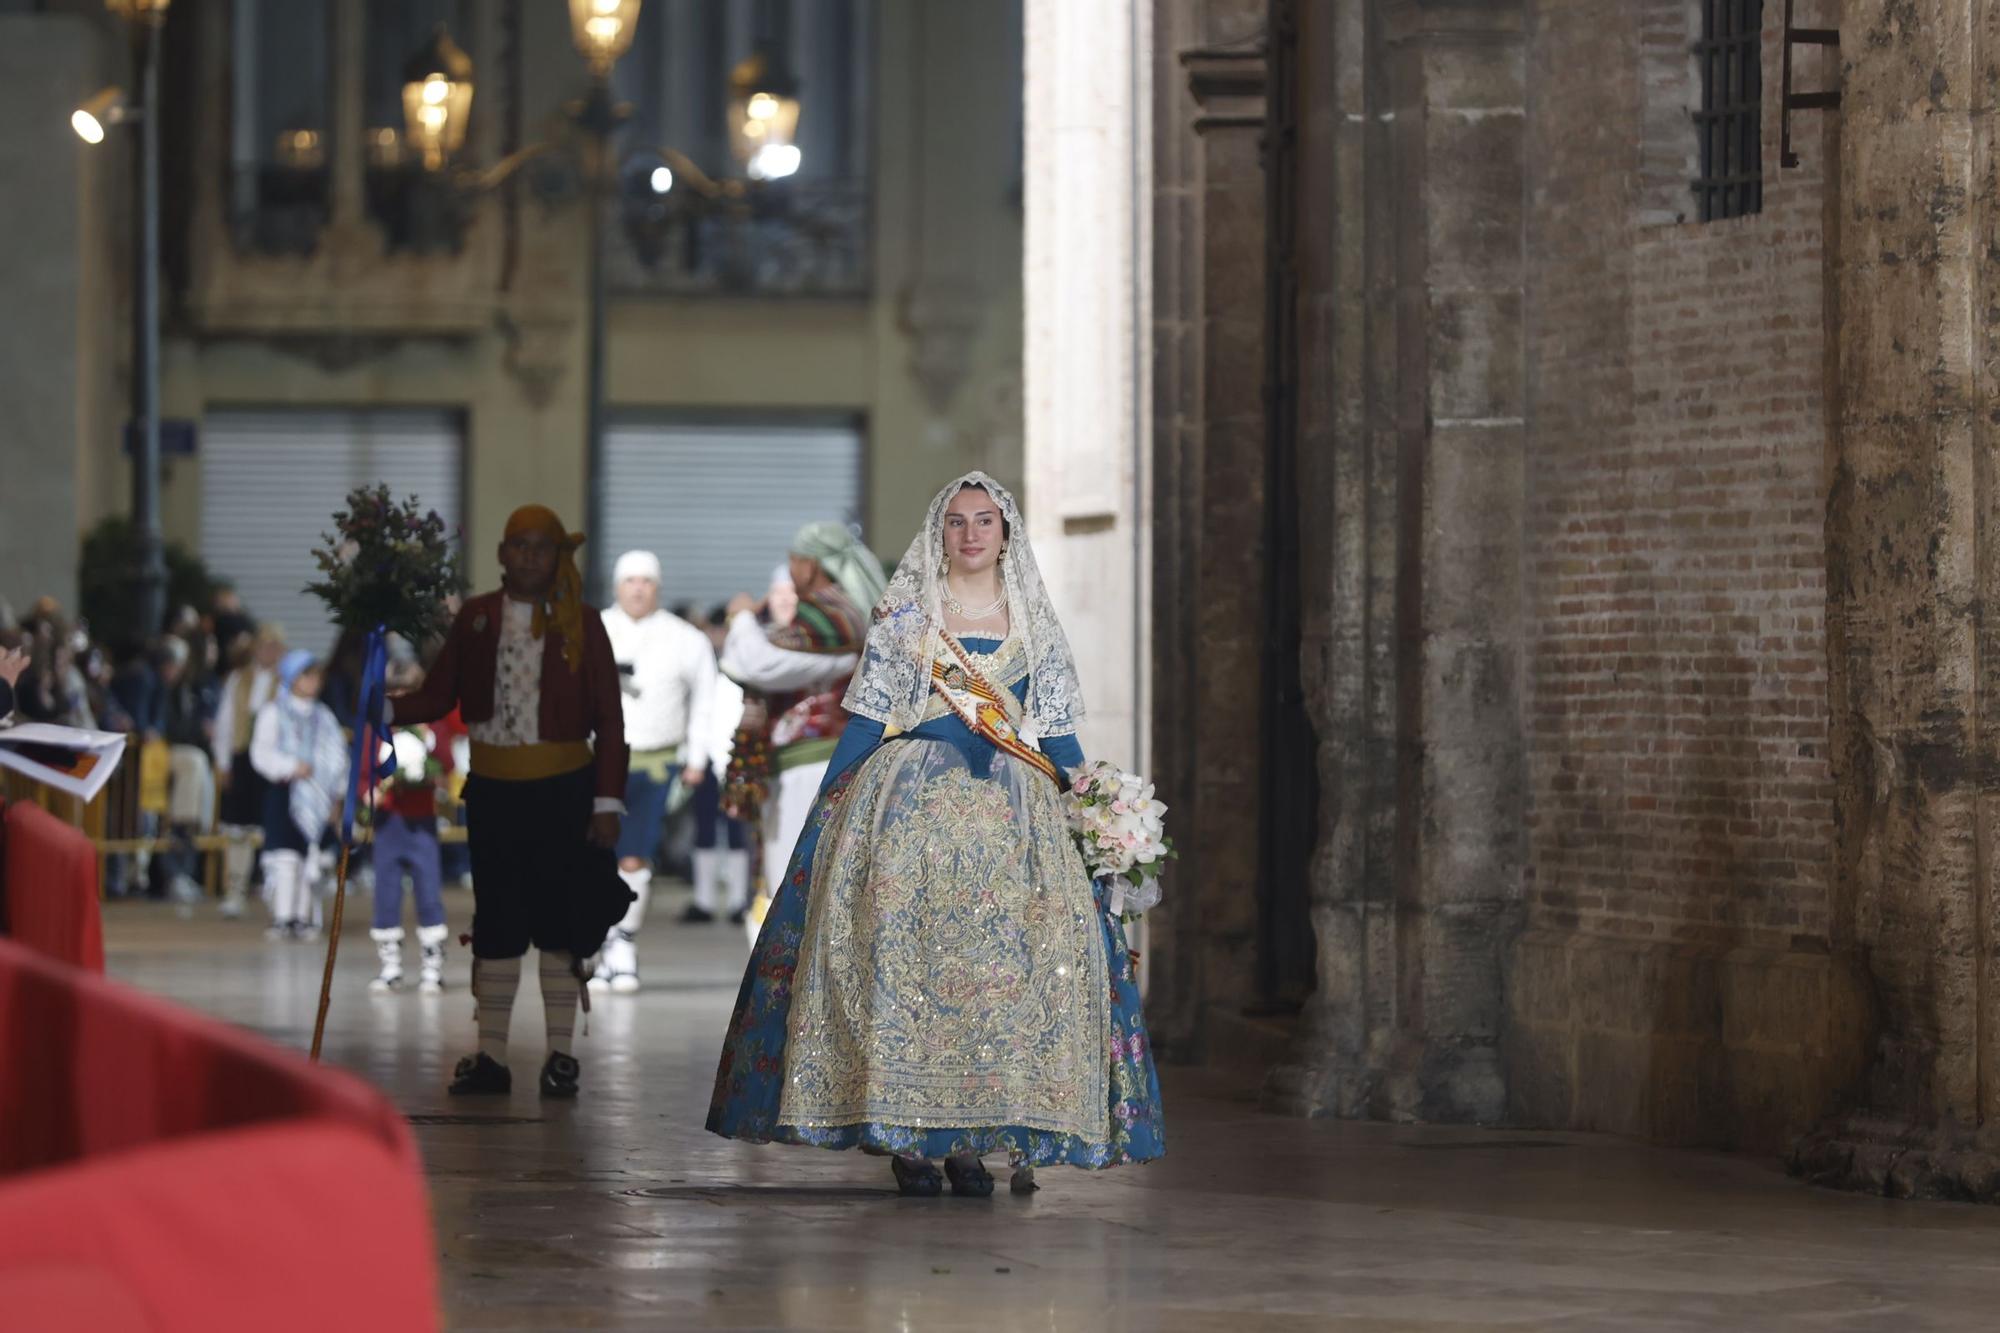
1023,0,1150,768
1180,37,1270,1052
1270,0,1525,1123
1800,0,2000,1195
1143,0,1273,1061
1268,0,1390,1116
0,15,111,616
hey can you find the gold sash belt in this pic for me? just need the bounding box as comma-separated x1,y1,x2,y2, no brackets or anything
469,740,593,783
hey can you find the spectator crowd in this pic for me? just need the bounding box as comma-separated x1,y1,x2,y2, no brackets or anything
0,588,391,903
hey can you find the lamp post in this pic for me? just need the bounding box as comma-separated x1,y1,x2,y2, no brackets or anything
566,0,639,597
84,0,170,638
406,0,799,594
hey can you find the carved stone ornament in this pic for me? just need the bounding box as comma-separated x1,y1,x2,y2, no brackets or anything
497,311,573,409
900,278,986,418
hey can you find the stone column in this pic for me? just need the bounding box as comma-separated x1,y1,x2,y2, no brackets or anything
1023,0,1151,769
1271,0,1526,1123
1268,0,1390,1117
1142,0,1273,1061
1800,0,2000,1196
0,15,106,615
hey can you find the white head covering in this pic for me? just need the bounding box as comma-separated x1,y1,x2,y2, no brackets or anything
842,471,1085,737
614,550,662,586
768,562,794,590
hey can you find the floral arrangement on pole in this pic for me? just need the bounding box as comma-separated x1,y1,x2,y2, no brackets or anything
306,484,464,643
1064,760,1173,919
299,485,461,1061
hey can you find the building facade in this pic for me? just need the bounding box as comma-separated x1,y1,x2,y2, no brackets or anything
8,0,1026,646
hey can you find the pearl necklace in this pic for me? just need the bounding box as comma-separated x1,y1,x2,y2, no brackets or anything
941,579,1007,619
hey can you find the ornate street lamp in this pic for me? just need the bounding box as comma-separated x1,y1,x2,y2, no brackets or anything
417,0,814,588
729,45,803,181
400,26,474,172
568,0,642,78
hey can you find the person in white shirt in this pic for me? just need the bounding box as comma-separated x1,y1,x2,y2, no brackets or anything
684,606,751,926
594,550,716,992
212,624,286,919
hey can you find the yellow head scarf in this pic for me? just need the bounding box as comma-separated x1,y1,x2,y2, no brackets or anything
503,504,587,673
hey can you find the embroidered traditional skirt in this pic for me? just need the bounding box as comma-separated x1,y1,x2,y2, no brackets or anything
706,736,1165,1167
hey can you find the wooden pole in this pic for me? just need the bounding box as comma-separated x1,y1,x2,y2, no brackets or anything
310,738,375,1062
308,837,352,1061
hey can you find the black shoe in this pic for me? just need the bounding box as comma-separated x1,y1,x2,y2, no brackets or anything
944,1155,995,1198
890,1155,944,1197
679,903,715,924
448,1052,511,1096
727,905,749,925
540,1051,581,1099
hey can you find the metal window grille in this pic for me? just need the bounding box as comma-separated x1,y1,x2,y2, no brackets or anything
1692,0,1763,221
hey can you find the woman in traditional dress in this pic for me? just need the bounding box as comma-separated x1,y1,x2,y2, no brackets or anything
707,473,1165,1196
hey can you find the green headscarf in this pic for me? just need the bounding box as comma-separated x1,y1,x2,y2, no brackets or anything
790,521,887,612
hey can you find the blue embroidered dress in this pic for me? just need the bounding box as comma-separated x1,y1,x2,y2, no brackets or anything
707,633,1166,1167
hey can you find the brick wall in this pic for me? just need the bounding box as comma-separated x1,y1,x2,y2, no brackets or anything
1510,0,1863,1150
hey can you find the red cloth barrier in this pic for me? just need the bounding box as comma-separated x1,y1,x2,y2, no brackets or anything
0,798,104,971
0,1123,435,1333
0,938,438,1331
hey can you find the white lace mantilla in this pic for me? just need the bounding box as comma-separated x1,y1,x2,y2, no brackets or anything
842,472,1086,739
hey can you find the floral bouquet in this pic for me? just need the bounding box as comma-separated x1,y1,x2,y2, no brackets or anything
306,484,464,645
1064,760,1174,919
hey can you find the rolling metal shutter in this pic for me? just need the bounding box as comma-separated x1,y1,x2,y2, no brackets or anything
597,417,866,614
199,409,464,656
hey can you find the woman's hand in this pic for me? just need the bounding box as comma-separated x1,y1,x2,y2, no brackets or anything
588,811,621,848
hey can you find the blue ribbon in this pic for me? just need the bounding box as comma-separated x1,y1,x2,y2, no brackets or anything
339,625,393,845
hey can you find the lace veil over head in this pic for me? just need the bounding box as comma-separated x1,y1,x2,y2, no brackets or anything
842,472,1086,737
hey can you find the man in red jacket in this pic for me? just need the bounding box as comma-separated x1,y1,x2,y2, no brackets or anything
391,504,631,1098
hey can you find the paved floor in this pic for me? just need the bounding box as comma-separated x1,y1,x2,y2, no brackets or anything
103,887,2000,1331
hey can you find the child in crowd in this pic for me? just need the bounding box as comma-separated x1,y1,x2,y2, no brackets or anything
249,650,348,941
215,625,286,917
370,707,452,994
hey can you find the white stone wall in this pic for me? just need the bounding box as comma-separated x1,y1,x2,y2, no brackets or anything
1023,0,1151,769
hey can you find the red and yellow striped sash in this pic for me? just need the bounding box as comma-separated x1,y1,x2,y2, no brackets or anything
929,636,1060,787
